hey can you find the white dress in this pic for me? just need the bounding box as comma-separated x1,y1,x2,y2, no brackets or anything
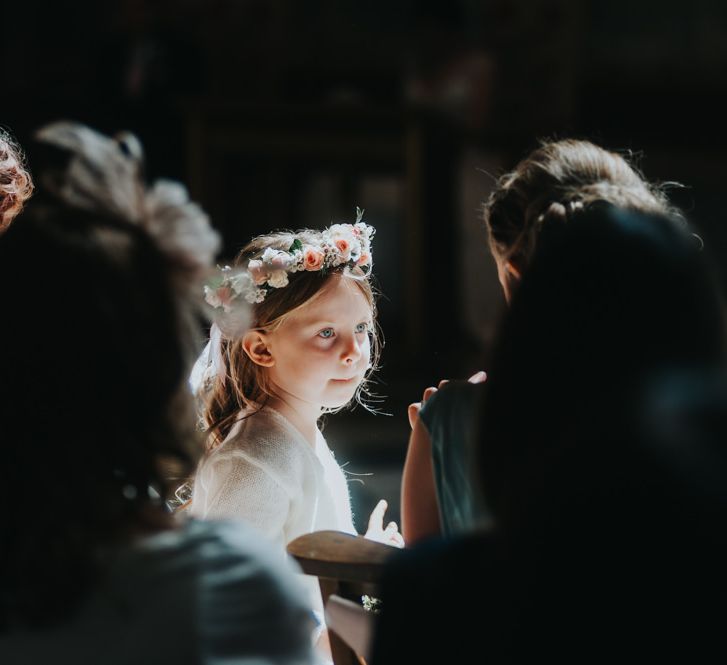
191,406,356,615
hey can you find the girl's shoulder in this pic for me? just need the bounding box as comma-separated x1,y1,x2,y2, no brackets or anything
209,406,316,469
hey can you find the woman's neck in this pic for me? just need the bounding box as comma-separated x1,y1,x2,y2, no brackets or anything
266,395,320,448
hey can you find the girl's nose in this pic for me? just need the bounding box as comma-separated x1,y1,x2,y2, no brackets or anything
341,335,362,365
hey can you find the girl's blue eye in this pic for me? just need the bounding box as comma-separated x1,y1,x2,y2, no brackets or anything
318,328,334,339
355,322,369,334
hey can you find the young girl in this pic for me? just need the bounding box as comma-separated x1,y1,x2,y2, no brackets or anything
190,218,403,619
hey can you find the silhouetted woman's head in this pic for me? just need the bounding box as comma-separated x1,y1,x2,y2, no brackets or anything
484,140,676,300
0,121,220,629
479,204,726,529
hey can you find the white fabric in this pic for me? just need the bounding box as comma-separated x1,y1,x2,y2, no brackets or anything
0,519,319,665
189,338,212,395
191,406,356,616
189,325,226,398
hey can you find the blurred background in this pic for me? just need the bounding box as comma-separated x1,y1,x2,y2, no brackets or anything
4,0,727,530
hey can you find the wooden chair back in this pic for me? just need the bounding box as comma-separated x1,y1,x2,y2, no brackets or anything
287,530,397,665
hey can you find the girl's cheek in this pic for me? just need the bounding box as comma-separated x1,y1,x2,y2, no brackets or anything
309,338,334,353
361,338,372,364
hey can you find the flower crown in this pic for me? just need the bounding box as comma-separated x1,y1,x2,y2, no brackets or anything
204,209,374,314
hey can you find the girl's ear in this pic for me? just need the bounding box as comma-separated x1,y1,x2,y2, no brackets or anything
242,330,275,367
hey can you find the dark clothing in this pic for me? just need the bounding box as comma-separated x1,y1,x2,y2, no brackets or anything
373,525,727,664
373,376,727,663
419,381,489,535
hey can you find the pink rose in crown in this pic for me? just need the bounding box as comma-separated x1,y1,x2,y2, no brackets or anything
303,246,325,271
357,252,371,267
247,259,269,285
334,237,352,261
216,286,234,312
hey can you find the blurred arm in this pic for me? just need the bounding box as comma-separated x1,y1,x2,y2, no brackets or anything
401,416,442,544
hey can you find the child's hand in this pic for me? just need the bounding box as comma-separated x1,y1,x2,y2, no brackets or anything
407,370,487,429
364,499,405,548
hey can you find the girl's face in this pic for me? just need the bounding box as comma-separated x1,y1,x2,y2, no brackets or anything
265,275,373,411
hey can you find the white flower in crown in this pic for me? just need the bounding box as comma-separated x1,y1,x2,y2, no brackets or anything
350,238,363,263
246,288,267,304
221,211,376,307
229,270,254,296
354,221,373,249
261,248,293,271
267,270,289,288
247,259,269,285
204,266,255,314
288,249,305,273
203,284,223,310
322,242,339,265
204,283,235,313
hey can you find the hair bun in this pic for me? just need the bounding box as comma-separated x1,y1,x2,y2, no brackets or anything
113,131,144,162
535,200,579,252
539,201,568,225
34,121,221,278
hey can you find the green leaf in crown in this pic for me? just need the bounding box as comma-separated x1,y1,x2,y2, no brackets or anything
288,238,303,253
206,273,226,289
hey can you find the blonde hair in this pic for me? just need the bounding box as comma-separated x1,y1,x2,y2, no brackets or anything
0,129,34,232
204,229,380,449
485,139,677,273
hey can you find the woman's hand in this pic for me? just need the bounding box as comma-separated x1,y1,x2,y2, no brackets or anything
364,499,405,548
407,370,487,429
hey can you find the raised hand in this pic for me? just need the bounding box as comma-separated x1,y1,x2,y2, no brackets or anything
364,499,405,548
407,370,486,429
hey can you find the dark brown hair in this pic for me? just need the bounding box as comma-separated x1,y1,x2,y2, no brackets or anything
484,139,677,280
